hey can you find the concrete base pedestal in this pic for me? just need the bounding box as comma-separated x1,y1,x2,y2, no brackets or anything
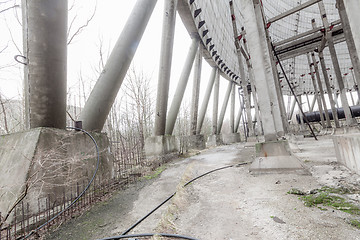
333,133,360,175
186,134,206,150
0,127,114,223
222,133,241,144
144,135,179,157
206,134,223,147
250,140,308,174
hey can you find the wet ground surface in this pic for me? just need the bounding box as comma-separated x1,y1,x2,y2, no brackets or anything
46,136,360,240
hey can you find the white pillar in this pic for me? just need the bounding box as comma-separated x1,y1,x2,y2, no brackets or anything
154,0,177,136
79,0,158,131
240,0,277,141
165,38,199,135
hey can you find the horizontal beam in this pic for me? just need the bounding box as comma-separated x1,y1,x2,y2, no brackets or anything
268,0,322,23
274,19,341,47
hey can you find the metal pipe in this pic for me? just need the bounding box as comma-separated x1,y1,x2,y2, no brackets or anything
296,106,360,123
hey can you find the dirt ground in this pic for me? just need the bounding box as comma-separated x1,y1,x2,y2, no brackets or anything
46,135,360,240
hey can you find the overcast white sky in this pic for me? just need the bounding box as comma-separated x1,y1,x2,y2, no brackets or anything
0,0,235,123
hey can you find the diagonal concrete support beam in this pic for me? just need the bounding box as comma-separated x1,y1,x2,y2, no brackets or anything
165,38,199,135
79,0,158,131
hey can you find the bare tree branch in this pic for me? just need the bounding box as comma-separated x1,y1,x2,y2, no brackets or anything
67,2,97,45
0,3,19,14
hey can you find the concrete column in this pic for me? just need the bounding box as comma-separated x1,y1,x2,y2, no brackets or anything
307,53,325,127
79,0,158,131
22,0,68,129
240,0,277,141
230,83,236,133
243,37,263,134
318,51,340,127
310,95,317,112
212,70,220,135
165,38,199,135
306,94,312,112
289,96,296,120
311,52,332,128
196,67,216,134
190,44,202,135
234,93,244,133
337,0,360,91
342,0,360,76
154,0,177,136
253,1,284,137
318,2,357,126
217,81,233,134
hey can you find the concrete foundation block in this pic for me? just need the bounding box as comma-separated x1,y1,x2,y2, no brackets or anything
186,135,206,150
206,134,223,147
250,140,307,174
222,133,241,144
255,140,291,157
144,135,179,157
250,156,308,175
333,133,360,175
0,127,114,223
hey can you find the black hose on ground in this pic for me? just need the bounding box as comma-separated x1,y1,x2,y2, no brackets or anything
22,127,100,240
114,161,251,237
100,233,200,240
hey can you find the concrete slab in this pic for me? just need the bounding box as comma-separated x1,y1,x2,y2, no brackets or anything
186,135,206,150
222,133,241,144
0,127,114,223
333,133,360,175
206,134,223,147
250,156,309,175
144,135,179,157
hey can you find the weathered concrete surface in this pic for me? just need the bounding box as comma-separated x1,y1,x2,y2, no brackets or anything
0,128,114,223
206,134,223,147
250,140,306,174
186,134,206,150
144,135,179,157
222,133,241,144
46,138,360,240
333,133,360,175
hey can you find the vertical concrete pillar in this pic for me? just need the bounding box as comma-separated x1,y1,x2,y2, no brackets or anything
318,51,340,127
306,94,312,112
341,0,360,76
217,81,234,134
243,37,263,135
307,53,325,127
212,70,220,135
256,2,286,136
311,53,331,128
165,38,199,135
337,0,360,91
22,0,68,129
240,0,277,141
310,95,317,113
190,44,202,135
196,67,216,134
154,0,178,136
253,1,284,137
234,94,244,133
230,83,236,133
318,2,357,126
289,96,296,120
79,0,158,131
